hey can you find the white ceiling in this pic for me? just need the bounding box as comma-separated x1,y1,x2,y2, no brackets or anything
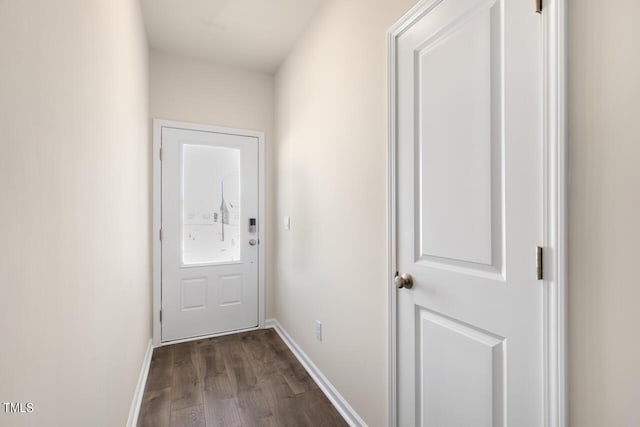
140,0,324,73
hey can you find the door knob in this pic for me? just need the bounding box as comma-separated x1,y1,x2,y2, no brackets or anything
249,239,257,246
394,273,413,289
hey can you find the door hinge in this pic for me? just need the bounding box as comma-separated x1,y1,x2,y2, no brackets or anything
535,0,542,13
159,228,162,241
159,310,162,323
536,246,544,280
159,147,163,161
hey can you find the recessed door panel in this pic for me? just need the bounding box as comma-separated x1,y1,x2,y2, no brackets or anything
418,308,505,427
416,4,503,275
181,277,207,311
219,274,243,306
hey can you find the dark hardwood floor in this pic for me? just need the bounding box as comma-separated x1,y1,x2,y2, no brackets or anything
138,329,348,427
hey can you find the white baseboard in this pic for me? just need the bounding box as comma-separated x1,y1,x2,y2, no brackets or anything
127,339,153,427
264,319,367,427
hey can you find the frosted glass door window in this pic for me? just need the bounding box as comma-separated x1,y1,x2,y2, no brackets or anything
182,144,241,265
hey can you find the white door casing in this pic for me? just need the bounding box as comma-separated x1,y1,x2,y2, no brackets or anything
153,120,266,345
387,0,567,426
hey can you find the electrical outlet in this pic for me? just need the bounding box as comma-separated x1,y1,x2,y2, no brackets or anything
315,320,322,341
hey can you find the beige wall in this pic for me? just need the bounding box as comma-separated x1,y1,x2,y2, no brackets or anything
0,0,150,426
149,50,276,317
274,0,417,425
569,0,640,426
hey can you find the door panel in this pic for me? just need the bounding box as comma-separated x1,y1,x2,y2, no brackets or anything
161,127,259,342
418,308,505,427
417,3,499,269
396,0,542,425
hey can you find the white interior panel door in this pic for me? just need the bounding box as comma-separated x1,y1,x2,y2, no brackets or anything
396,0,542,425
161,127,259,342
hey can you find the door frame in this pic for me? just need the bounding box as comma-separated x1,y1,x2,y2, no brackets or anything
386,0,568,426
152,119,266,346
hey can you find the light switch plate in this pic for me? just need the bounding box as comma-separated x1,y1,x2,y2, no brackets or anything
283,216,290,230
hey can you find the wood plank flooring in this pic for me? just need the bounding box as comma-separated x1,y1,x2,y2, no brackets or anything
138,329,348,427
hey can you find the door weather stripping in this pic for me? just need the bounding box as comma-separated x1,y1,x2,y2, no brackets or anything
536,246,544,280
535,0,542,13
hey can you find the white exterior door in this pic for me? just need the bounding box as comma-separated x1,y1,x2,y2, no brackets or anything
161,127,259,342
395,0,543,425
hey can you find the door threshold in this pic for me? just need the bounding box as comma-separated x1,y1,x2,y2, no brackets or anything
157,324,261,347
